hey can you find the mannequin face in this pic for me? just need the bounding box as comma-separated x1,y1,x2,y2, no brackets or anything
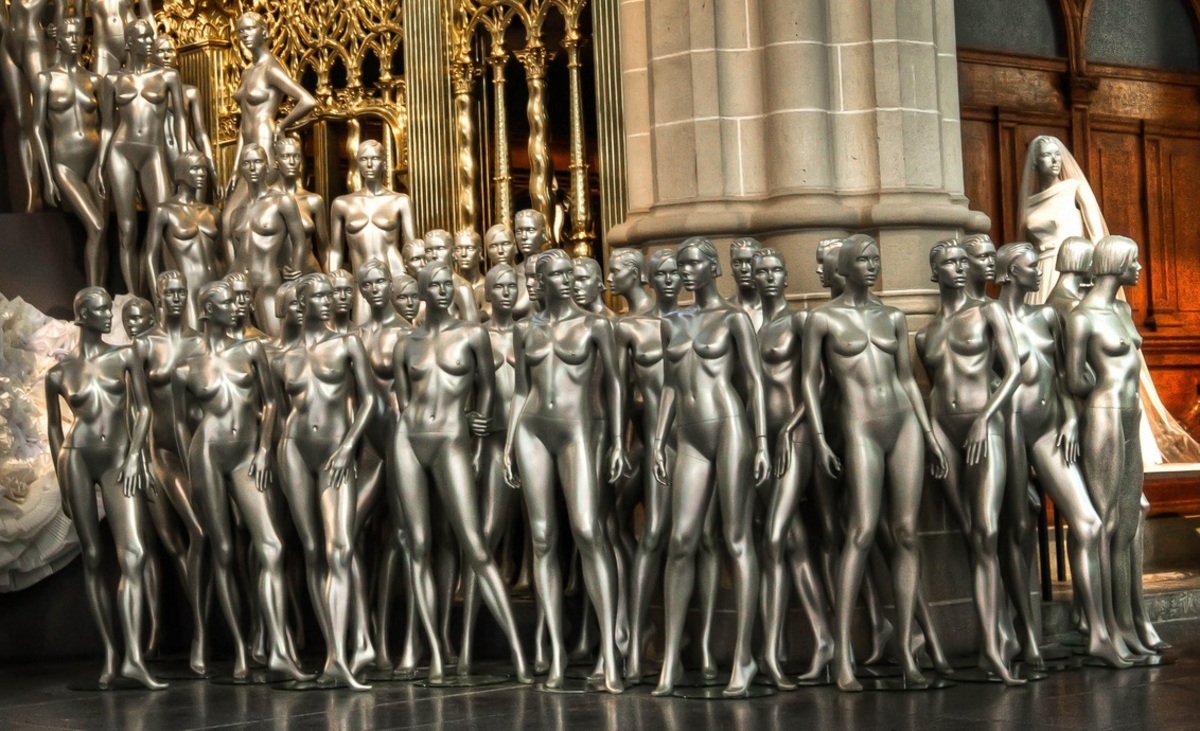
1119,253,1142,286
393,281,419,321
730,246,758,289
753,254,787,299
230,281,252,321
123,303,154,338
423,268,455,311
965,240,997,284
403,242,427,277
488,270,518,313
933,245,969,290
526,257,544,305
678,246,716,292
1009,250,1041,293
606,256,640,296
128,24,154,58
237,16,266,51
283,292,303,326
514,214,545,256
331,275,355,316
820,249,844,291
845,243,881,288
276,144,303,179
240,148,266,184
152,38,178,68
58,22,83,57
454,236,481,272
425,235,452,267
358,146,383,183
572,264,603,307
304,281,334,322
159,277,188,318
486,234,515,266
540,257,574,304
205,290,237,328
650,256,680,300
359,268,391,309
1035,139,1063,179
182,159,208,193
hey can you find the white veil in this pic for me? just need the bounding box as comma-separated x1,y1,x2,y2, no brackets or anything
1015,135,1109,243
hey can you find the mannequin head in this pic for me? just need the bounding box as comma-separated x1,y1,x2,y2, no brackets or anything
122,297,155,339
485,224,516,267
607,249,646,297
156,270,189,320
514,210,547,257
571,257,605,308
729,237,762,291
485,264,518,315
837,234,881,289
995,242,1040,293
358,258,392,312
929,240,969,290
752,248,788,300
537,249,574,305
1093,235,1141,285
392,274,420,322
963,233,997,285
454,229,483,274
649,249,680,302
678,237,721,292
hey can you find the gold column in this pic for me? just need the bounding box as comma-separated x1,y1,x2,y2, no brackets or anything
174,39,234,182
589,0,627,253
489,51,513,229
562,35,594,258
451,57,479,231
515,44,555,234
403,0,460,233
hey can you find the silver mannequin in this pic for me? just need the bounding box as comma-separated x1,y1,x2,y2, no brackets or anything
276,136,327,273
917,240,1024,684
1,0,52,211
459,264,519,673
620,248,722,682
513,210,549,318
1066,236,1160,658
424,228,480,321
728,237,764,330
128,274,210,674
173,281,310,683
572,256,616,318
454,228,487,310
995,242,1132,667
329,269,356,334
962,233,997,301
1046,237,1095,330
277,273,375,689
32,18,106,285
151,35,220,201
93,18,188,296
227,143,306,337
505,249,626,693
801,234,949,692
46,287,163,690
393,273,421,323
223,271,268,343
752,248,834,689
329,140,414,287
391,262,533,683
77,0,152,76
651,237,769,698
144,152,222,329
485,224,531,321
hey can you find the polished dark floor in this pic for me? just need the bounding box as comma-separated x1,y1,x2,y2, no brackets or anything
2,620,1199,731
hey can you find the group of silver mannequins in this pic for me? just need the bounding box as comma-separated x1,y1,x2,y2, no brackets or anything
45,223,1169,696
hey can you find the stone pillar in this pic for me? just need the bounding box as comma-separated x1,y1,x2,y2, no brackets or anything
610,0,988,312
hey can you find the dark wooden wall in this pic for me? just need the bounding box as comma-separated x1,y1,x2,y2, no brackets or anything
958,33,1200,422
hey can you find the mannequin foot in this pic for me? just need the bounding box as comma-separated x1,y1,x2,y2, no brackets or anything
651,662,679,697
764,657,797,691
121,660,168,691
512,654,533,685
1023,646,1045,671
625,650,643,686
864,618,895,665
189,640,208,677
724,658,757,697
1088,639,1134,669
325,661,371,691
1138,622,1170,652
270,655,316,682
1120,630,1155,657
798,636,835,682
350,644,376,675
700,648,718,681
901,666,929,687
987,656,1025,686
98,651,119,689
232,654,250,681
835,659,862,692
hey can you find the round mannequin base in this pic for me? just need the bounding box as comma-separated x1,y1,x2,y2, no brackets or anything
389,667,431,681
210,669,299,686
671,685,776,700
414,674,511,688
1082,653,1175,669
855,665,904,679
362,667,425,682
274,675,369,691
1038,655,1084,672
948,665,1048,683
150,662,216,681
563,667,600,681
672,670,725,688
534,678,594,694
1040,643,1075,661
854,676,956,692
66,677,162,692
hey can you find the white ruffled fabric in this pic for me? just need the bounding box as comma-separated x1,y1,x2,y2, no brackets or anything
0,293,81,592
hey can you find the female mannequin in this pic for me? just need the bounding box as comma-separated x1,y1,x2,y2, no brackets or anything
728,237,764,329
0,0,53,210
151,35,219,198
485,224,528,320
93,18,188,296
962,234,997,302
454,229,486,309
917,241,1023,684
651,238,769,698
1066,236,1160,658
275,135,327,273
276,274,375,689
393,274,420,324
424,229,480,321
391,262,532,684
226,143,306,336
996,242,1132,668
505,249,626,693
1046,237,1094,329
173,281,309,683
329,140,415,291
753,248,834,689
801,234,948,692
329,269,356,334
459,263,519,674
32,17,105,285
513,210,548,317
45,287,162,690
224,271,267,342
128,274,209,674
144,152,222,328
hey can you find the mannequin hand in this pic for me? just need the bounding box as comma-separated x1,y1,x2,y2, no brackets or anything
503,444,520,488
225,176,238,199
250,447,273,492
926,434,949,480
44,179,59,207
282,266,301,282
88,166,106,200
607,444,626,484
753,440,770,486
1027,484,1042,510
325,444,354,488
211,171,225,202
119,457,142,497
964,416,989,466
652,446,669,485
60,484,73,520
467,411,490,438
140,451,159,498
1056,419,1080,464
45,24,57,42
816,439,841,479
774,430,792,478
